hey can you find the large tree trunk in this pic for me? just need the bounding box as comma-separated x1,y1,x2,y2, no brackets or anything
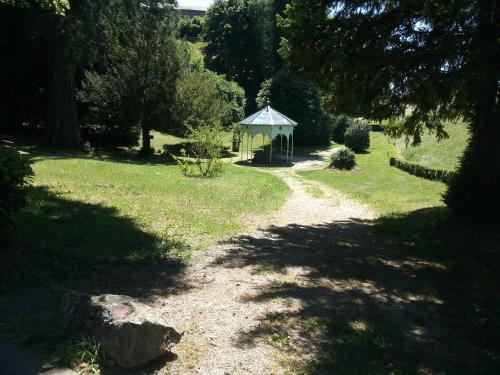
45,2,84,151
444,0,500,222
46,40,82,149
46,48,81,149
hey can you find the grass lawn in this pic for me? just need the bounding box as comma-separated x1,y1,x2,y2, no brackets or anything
4,150,288,288
396,120,469,172
298,132,447,215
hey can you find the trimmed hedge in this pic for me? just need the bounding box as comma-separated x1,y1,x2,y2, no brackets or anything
389,156,456,183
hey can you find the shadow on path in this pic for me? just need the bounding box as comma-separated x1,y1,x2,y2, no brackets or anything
213,208,500,374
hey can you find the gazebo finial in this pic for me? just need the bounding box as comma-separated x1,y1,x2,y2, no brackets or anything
266,98,270,109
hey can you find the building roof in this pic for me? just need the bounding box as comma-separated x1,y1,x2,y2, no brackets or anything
176,5,207,11
240,106,298,126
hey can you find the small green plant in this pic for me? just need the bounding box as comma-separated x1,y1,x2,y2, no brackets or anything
270,331,290,346
344,122,370,153
176,120,225,177
64,335,107,374
330,147,356,170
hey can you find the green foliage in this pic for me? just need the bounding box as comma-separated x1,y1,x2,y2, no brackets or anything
330,147,356,170
173,71,232,134
78,71,140,148
256,71,332,146
344,122,370,153
0,146,33,243
280,0,500,219
64,336,107,374
78,0,181,150
270,331,290,346
331,115,353,144
205,70,246,125
389,157,455,184
178,121,225,177
179,15,204,41
204,0,275,110
1,0,70,14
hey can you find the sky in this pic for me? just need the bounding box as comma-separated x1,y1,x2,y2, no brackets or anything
177,0,213,10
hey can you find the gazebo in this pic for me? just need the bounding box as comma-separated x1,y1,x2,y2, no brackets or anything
239,104,298,164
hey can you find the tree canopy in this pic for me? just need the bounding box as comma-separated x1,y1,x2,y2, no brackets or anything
79,0,181,153
256,71,331,145
280,0,499,219
204,0,276,111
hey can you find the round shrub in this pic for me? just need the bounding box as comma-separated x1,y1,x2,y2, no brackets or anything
332,115,354,144
330,147,356,170
344,122,370,153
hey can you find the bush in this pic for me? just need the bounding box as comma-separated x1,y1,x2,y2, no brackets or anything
0,146,33,244
205,70,246,126
173,70,239,135
176,121,225,177
179,16,204,41
330,147,356,170
345,122,370,153
332,115,353,143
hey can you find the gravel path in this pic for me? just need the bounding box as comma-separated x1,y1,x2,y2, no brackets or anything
155,159,375,374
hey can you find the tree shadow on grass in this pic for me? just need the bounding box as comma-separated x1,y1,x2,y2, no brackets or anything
0,186,191,374
1,186,189,298
213,207,500,374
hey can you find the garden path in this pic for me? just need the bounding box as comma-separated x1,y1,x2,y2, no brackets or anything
155,158,375,374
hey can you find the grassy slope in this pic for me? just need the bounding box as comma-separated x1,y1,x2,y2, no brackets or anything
6,153,288,286
397,120,469,171
30,156,287,248
299,132,446,215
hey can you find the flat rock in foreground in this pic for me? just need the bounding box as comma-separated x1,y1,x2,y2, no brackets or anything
64,293,181,369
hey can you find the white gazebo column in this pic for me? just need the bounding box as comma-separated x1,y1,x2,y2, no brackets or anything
280,134,283,164
251,135,254,160
286,134,290,164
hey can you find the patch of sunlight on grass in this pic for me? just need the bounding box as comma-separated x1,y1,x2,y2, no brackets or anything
298,132,446,215
396,119,469,172
30,157,289,250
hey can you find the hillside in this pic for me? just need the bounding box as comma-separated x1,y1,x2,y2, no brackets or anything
396,120,469,172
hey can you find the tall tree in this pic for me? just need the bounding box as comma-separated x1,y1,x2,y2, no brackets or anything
280,0,499,220
45,0,107,149
204,0,275,111
0,0,91,145
79,0,181,153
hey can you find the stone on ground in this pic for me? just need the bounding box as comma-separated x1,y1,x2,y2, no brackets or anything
63,293,181,369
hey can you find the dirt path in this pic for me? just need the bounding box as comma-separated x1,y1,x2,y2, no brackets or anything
156,161,375,374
